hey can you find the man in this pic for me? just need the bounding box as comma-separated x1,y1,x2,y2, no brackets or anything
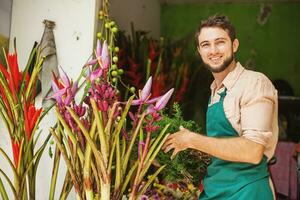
162,15,278,199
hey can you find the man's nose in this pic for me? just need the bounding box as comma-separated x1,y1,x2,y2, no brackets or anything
210,44,220,54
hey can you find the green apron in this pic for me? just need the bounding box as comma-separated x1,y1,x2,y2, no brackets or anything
199,88,273,200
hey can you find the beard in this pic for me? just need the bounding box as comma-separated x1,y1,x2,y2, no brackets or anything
202,53,234,73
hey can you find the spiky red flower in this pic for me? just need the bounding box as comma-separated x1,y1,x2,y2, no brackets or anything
24,103,42,140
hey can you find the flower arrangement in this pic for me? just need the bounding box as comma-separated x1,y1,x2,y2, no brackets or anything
47,1,174,200
0,43,49,200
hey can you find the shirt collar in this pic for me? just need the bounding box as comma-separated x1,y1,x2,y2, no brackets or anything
210,62,245,92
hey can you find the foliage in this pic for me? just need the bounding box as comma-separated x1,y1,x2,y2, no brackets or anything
154,103,210,186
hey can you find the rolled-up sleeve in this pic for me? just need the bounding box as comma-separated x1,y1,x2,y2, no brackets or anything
240,73,277,147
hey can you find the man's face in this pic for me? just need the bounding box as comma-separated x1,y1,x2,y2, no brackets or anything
197,27,239,73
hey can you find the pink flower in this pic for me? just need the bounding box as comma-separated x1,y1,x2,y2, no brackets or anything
131,76,160,106
85,40,110,82
146,88,174,114
48,67,78,106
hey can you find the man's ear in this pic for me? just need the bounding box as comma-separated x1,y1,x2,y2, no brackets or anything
233,39,239,53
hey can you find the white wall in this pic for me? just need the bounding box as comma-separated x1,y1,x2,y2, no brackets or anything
0,0,12,37
110,0,160,38
0,0,99,199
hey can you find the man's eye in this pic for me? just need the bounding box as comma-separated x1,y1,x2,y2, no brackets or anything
201,44,209,47
216,41,225,45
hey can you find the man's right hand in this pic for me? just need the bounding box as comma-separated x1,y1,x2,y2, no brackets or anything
162,126,196,159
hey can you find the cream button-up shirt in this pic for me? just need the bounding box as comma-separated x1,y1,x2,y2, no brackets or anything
209,62,278,160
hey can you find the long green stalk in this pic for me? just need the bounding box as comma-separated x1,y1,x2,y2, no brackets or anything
83,119,97,200
0,169,17,198
0,176,9,200
137,165,166,197
66,107,108,181
112,96,134,191
91,99,108,166
139,133,170,183
49,124,63,200
122,113,145,173
55,109,84,162
48,145,61,200
49,128,81,197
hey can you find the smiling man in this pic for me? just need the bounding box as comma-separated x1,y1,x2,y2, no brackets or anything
162,15,278,199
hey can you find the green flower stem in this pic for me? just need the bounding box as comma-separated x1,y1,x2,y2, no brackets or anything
49,124,63,200
25,57,44,100
144,124,170,163
0,75,17,120
83,119,97,200
49,128,81,197
0,103,13,134
120,160,138,197
122,113,145,173
139,133,170,183
49,144,61,200
104,102,117,149
137,165,166,197
112,96,134,190
55,109,84,163
0,176,9,200
146,59,151,80
130,131,152,199
0,148,19,188
66,107,108,181
91,98,108,166
0,169,17,199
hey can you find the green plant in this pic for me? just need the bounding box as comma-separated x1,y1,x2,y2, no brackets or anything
0,43,50,200
154,103,210,186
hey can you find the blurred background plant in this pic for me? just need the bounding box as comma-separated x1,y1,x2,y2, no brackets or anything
0,41,50,200
115,25,191,106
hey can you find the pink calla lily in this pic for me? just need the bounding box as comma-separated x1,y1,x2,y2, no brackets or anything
131,76,161,106
48,67,78,106
85,40,110,70
146,88,174,114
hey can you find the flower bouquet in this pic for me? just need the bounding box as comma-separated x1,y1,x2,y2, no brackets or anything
47,1,174,200
0,43,50,200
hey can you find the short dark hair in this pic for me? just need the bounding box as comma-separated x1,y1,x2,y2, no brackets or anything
195,15,236,47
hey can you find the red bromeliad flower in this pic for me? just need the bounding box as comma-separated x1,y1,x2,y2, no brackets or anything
0,54,22,101
24,103,42,140
0,53,30,101
11,139,22,168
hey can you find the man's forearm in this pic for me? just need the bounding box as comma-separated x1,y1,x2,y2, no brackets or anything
189,132,265,164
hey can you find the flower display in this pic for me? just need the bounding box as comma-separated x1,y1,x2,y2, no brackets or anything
0,45,49,200
47,1,174,200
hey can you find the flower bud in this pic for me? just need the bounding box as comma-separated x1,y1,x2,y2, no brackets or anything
129,87,135,93
105,23,110,29
112,56,118,63
112,27,118,33
109,21,115,26
112,77,118,83
114,47,119,52
111,70,118,77
118,69,124,75
97,32,102,38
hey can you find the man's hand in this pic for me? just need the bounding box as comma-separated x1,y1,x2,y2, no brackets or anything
162,126,195,159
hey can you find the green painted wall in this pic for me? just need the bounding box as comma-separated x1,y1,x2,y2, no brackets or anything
161,3,300,96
